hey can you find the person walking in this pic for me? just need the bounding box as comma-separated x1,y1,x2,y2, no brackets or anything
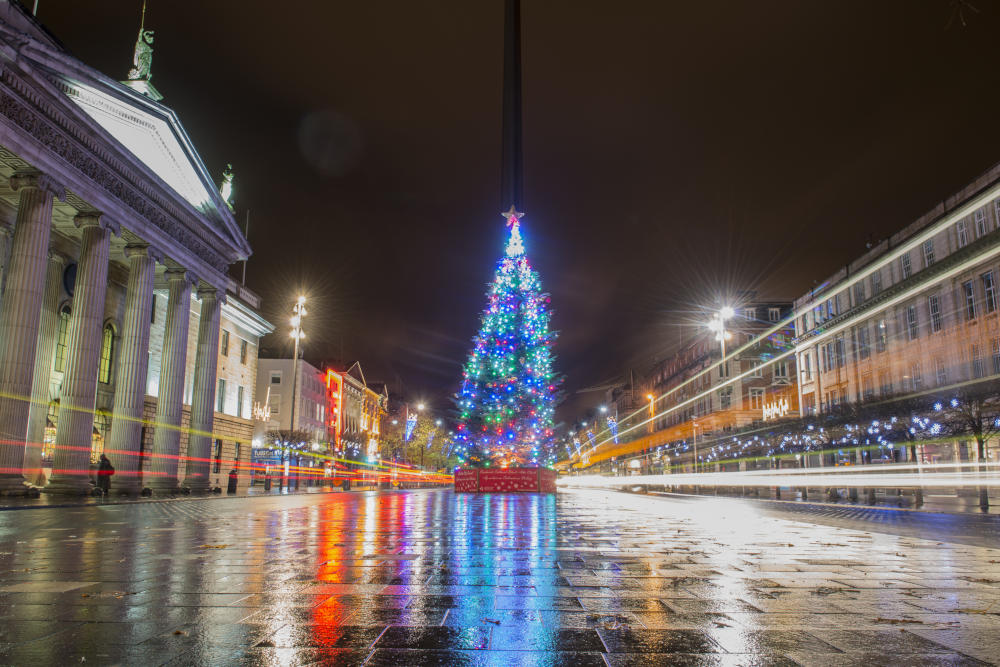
97,453,115,495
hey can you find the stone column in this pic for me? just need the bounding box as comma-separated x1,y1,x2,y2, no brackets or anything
24,253,67,486
147,269,195,493
45,214,115,495
0,225,12,305
181,287,222,492
105,245,159,495
0,172,63,494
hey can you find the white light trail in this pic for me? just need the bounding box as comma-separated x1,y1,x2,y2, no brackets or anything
559,462,1000,489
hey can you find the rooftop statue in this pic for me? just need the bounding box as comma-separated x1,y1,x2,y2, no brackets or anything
127,28,154,81
127,2,153,82
220,164,235,210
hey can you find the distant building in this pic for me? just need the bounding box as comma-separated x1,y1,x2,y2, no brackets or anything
253,359,328,447
793,161,1000,463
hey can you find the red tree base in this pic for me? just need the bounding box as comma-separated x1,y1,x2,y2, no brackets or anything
454,467,556,493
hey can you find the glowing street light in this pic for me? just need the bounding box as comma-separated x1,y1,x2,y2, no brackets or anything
707,306,734,363
288,295,307,432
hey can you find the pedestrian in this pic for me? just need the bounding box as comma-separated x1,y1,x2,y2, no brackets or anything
227,466,238,494
97,453,115,495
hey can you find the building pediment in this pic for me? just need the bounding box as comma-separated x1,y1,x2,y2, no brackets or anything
0,13,250,272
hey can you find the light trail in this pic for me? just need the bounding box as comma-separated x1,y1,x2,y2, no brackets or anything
559,461,1000,489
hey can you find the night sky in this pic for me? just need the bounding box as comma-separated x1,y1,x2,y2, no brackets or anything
37,0,1000,420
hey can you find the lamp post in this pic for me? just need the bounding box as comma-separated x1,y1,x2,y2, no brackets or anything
288,296,306,490
707,306,735,364
692,420,699,474
646,393,655,434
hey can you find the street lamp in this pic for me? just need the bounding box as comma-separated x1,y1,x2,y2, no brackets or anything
707,306,734,364
287,295,306,490
692,420,699,474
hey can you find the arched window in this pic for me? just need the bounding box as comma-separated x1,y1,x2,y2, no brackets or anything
53,305,71,372
98,323,115,384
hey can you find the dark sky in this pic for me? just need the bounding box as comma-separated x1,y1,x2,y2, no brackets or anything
38,0,1000,420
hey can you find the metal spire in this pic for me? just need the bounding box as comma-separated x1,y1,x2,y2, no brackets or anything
500,0,523,216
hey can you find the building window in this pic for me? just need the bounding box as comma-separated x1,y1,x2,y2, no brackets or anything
54,305,71,372
976,208,988,238
861,374,874,401
876,319,888,353
749,361,762,378
957,219,969,248
853,282,865,306
271,394,281,416
922,240,935,267
213,439,222,473
744,308,756,321
217,378,226,413
240,339,248,365
928,294,942,333
234,442,242,467
719,361,729,378
900,252,912,280
801,352,811,381
911,362,923,390
826,299,835,319
972,344,986,379
906,305,919,341
879,371,893,397
983,271,997,313
719,387,732,410
237,385,245,418
768,307,780,322
993,339,1000,376
936,358,948,386
220,330,230,356
964,281,977,320
151,294,156,323
835,337,846,368
749,387,764,410
857,325,871,359
270,371,282,384
871,270,882,295
773,360,788,379
98,323,115,384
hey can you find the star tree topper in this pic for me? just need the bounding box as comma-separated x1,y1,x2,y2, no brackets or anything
502,205,525,257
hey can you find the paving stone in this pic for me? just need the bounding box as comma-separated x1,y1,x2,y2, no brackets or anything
0,488,998,664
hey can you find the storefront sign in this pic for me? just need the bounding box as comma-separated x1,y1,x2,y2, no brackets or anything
762,397,790,421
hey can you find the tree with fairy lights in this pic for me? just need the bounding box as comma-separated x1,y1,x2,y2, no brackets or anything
454,207,559,467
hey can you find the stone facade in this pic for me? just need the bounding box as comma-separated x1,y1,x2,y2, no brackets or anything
0,4,273,495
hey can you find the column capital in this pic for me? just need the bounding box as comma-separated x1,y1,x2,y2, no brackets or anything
124,243,163,264
196,285,225,304
165,267,199,287
73,212,120,236
9,171,65,201
46,250,67,265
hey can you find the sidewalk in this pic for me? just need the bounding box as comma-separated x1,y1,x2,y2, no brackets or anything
642,487,1000,515
0,483,389,511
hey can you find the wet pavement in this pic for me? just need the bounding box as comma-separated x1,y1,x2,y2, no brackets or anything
0,488,998,666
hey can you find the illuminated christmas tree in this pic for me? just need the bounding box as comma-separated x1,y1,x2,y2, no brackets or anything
454,207,558,467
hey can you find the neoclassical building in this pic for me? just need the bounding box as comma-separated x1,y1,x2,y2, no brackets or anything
0,3,271,495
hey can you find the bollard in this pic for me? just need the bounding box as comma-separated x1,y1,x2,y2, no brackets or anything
866,488,877,505
849,488,859,502
264,475,272,492
915,488,924,507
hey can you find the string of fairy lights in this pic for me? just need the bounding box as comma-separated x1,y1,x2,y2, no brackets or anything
454,213,558,467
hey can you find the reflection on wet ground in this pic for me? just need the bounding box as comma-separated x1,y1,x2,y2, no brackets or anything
0,488,998,665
